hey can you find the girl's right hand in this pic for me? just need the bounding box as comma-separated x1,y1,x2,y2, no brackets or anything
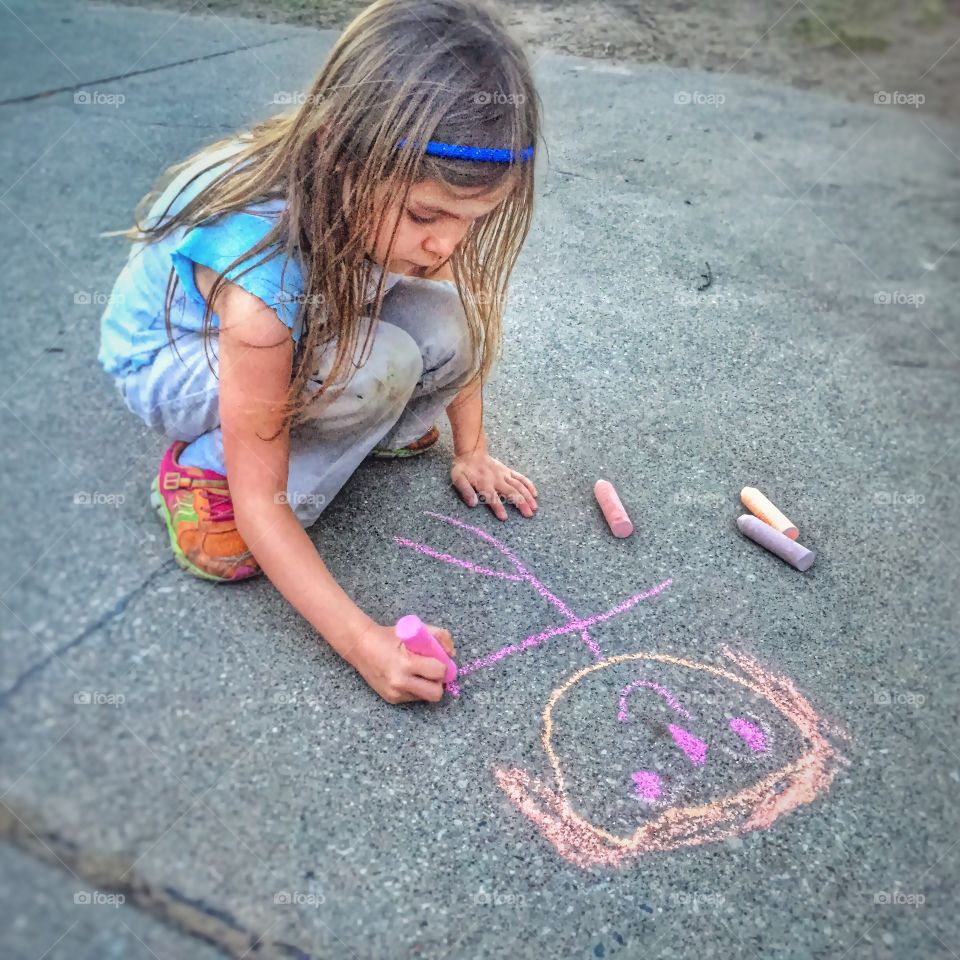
348,621,456,704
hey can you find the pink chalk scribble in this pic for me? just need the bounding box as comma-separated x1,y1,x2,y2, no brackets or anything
394,512,672,690
618,679,692,722
729,717,767,752
631,771,662,800
667,724,708,766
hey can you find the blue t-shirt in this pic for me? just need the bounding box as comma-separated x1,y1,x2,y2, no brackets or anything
97,139,311,378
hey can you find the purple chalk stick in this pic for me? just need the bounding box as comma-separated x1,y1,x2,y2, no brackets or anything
736,515,816,572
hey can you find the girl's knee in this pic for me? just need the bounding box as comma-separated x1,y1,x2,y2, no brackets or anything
428,307,477,388
389,279,476,383
363,323,423,404
309,322,422,413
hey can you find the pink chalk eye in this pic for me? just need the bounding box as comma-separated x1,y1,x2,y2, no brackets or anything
667,724,709,766
631,770,662,800
728,717,767,752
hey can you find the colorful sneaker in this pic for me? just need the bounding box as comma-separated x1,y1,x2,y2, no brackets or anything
149,440,262,583
369,424,440,459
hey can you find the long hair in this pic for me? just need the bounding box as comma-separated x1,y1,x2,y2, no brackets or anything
110,0,542,442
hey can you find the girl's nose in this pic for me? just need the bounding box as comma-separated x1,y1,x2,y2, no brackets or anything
423,226,461,262
423,239,455,262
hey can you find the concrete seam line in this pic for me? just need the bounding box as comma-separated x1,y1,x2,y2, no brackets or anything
0,799,315,960
0,559,177,709
0,36,299,108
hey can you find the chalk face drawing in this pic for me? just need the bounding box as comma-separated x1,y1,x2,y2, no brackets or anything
393,512,846,869
495,649,848,869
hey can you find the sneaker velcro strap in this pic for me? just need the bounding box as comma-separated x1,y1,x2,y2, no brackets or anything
162,471,183,491
162,471,228,492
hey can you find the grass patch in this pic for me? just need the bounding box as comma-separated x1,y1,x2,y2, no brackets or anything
914,0,948,27
790,0,895,51
113,0,367,28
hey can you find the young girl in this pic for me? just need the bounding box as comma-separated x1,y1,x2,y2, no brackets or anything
97,0,541,704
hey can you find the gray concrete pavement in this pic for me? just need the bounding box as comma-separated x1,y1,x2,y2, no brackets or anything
1,1,958,958
0,842,227,960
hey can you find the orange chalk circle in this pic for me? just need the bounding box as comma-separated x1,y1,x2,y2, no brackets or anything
495,646,848,870
740,486,799,540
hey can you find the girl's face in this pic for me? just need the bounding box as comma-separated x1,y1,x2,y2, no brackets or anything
358,176,516,278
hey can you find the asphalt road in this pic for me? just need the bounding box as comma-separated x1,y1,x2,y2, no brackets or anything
1,1,958,958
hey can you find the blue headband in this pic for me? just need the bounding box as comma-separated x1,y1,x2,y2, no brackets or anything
397,138,534,164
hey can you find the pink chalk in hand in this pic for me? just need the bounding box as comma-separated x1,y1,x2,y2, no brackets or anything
594,479,634,538
395,614,458,684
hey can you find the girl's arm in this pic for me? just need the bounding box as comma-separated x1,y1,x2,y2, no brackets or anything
195,264,453,703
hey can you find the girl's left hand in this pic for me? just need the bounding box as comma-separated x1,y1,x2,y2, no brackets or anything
451,450,538,520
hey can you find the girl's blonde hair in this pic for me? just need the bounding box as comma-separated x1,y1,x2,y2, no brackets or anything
113,0,542,444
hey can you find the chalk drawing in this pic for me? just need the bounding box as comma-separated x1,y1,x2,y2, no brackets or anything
618,679,691,721
393,513,846,869
729,717,767,752
631,771,662,800
495,648,848,869
394,511,672,694
667,724,709,766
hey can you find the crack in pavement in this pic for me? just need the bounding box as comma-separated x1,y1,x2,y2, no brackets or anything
1,800,314,959
0,559,177,709
0,35,299,108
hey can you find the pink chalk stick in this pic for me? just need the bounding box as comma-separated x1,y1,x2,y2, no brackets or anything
395,614,458,684
594,479,634,538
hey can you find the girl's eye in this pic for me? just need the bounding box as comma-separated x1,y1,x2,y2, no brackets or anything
406,208,436,226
